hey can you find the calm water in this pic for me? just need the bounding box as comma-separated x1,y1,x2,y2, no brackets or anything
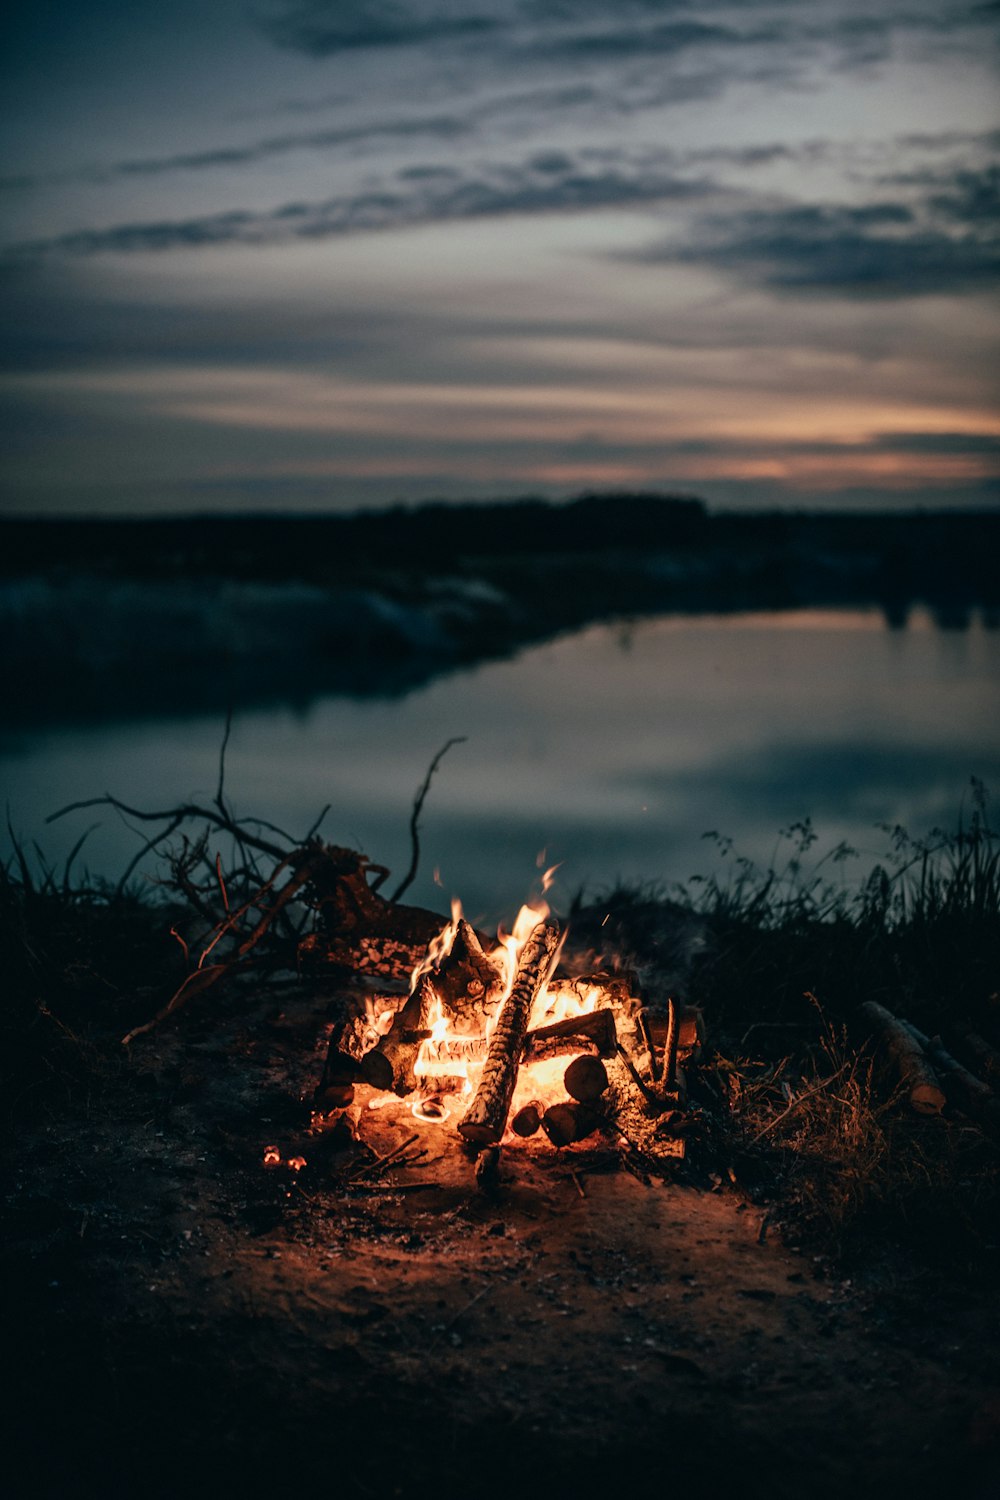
3,608,998,928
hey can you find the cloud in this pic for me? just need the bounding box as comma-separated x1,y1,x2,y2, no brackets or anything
5,149,719,259
0,115,469,194
630,169,1000,297
257,0,500,54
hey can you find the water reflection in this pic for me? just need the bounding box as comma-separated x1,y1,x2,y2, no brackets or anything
3,609,998,927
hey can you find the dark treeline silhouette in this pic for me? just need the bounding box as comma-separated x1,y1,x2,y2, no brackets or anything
2,494,998,728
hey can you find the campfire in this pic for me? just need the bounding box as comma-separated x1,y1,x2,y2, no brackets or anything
314,880,703,1184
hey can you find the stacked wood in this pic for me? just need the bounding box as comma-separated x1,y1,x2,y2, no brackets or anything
459,923,560,1145
901,1021,1000,1140
859,1000,947,1115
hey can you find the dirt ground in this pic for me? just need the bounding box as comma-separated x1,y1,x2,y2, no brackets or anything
5,979,999,1500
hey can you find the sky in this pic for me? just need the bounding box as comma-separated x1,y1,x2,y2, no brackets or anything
1,0,998,516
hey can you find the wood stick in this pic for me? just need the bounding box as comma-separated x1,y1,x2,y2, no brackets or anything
459,923,560,1145
859,1000,946,1115
662,997,679,1092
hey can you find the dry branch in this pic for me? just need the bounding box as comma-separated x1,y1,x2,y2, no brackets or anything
859,1000,946,1115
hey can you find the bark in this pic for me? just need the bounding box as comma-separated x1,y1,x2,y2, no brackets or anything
458,923,560,1145
523,1007,618,1061
901,1022,1000,1140
859,1001,946,1115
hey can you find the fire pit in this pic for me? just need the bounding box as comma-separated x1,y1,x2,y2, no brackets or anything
314,886,703,1184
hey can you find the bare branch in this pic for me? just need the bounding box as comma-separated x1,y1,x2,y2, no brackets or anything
390,736,466,903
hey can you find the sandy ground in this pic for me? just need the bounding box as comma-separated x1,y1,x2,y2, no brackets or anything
5,980,999,1500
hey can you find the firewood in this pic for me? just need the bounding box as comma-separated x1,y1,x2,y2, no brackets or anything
359,1049,395,1091
859,1001,946,1115
950,1022,1000,1083
901,1022,1000,1139
438,919,506,1021
511,1102,544,1137
564,1055,609,1102
523,1007,617,1060
459,923,560,1145
541,1102,602,1147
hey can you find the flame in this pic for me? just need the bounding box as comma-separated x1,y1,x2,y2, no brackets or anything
403,870,602,1128
409,895,463,994
262,1145,281,1167
286,1156,307,1173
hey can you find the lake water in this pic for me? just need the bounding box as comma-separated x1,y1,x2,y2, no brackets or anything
3,607,998,929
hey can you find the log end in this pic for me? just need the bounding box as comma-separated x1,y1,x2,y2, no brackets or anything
909,1082,947,1115
457,1119,502,1147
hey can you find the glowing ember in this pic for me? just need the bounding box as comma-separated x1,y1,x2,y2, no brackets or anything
411,1096,451,1122
262,1144,281,1167
286,1156,307,1173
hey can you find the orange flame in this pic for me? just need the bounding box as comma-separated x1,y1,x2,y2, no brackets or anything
404,865,595,1126
262,1144,281,1167
408,895,463,994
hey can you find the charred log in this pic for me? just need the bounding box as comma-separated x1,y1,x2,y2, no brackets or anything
523,1007,617,1061
458,923,560,1145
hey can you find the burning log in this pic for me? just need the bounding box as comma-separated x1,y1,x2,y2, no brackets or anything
459,923,560,1145
564,1055,610,1103
523,1007,617,1061
860,1001,946,1115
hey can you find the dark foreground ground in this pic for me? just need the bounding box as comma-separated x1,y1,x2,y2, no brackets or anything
5,973,998,1500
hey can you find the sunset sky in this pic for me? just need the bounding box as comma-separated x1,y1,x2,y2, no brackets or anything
2,0,998,515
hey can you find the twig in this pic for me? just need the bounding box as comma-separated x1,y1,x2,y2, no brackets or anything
616,1041,660,1107
349,1132,421,1182
751,1063,849,1143
390,737,467,902
215,707,234,819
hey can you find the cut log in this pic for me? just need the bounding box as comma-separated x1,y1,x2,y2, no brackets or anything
859,1001,946,1115
458,923,560,1145
541,1101,602,1147
901,1022,1000,1140
511,1102,544,1137
564,1055,610,1102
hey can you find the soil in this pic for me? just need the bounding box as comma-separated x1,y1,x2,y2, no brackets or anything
4,977,999,1500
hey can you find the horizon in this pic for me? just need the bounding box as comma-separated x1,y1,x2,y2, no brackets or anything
2,1,998,518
